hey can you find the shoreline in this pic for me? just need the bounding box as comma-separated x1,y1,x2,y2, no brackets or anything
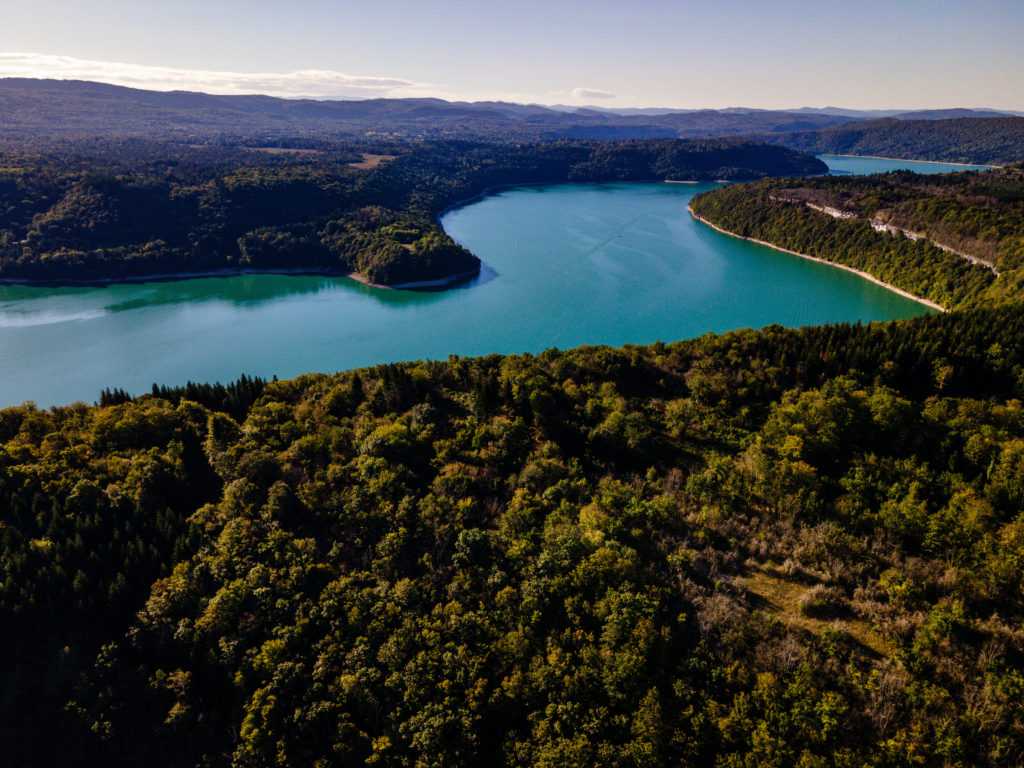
821,152,998,170
347,269,480,291
687,205,946,313
436,183,537,223
435,175,761,223
4,172,856,292
0,266,352,288
0,264,481,292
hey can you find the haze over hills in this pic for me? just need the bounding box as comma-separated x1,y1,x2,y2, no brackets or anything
569,105,1023,120
0,78,934,140
0,78,860,141
2,78,1020,154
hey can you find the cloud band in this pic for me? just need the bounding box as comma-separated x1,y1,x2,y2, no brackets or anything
0,53,427,100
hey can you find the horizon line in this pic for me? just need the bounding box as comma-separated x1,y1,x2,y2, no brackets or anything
1,53,1022,113
3,75,1023,116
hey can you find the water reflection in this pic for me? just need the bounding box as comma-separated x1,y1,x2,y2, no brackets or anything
0,155,969,406
0,264,501,323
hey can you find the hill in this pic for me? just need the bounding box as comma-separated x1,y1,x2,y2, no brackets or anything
766,116,1024,166
0,78,857,141
4,88,1024,766
889,108,1019,121
581,106,1020,120
690,166,1024,311
0,138,826,285
4,301,1024,766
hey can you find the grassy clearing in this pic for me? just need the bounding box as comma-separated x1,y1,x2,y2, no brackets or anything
738,564,894,658
349,153,397,170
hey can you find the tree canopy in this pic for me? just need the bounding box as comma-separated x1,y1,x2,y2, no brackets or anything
690,167,1024,310
0,139,824,286
4,302,1024,766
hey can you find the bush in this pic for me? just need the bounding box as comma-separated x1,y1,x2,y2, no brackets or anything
798,584,849,618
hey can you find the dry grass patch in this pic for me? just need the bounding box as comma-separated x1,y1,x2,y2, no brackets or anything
738,564,894,658
349,153,396,170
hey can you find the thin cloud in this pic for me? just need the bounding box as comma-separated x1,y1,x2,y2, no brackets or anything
571,87,616,101
0,53,430,100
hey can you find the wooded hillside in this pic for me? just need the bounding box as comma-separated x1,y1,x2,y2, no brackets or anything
690,167,1024,310
0,139,825,285
4,304,1024,766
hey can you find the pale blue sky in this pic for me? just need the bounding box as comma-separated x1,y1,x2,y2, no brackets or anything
1,1,1021,108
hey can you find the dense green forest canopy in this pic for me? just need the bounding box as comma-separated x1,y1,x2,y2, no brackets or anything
0,138,824,285
690,166,1024,310
4,303,1024,766
757,168,1024,271
762,116,1024,166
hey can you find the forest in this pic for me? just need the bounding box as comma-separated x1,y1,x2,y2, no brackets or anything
690,166,1024,310
767,116,1024,167
3,132,1024,765
0,138,824,285
747,167,1024,271
3,300,1024,766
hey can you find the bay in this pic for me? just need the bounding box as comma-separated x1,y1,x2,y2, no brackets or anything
0,155,955,406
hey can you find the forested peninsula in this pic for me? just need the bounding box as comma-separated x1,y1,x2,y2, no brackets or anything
690,166,1024,310
0,139,824,286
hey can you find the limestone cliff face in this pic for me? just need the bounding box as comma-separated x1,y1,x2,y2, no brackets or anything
768,193,1000,274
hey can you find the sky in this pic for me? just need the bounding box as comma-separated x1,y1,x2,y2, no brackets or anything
1,1,1022,109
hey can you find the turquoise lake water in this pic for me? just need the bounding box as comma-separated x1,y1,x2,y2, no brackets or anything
0,155,974,407
819,154,992,175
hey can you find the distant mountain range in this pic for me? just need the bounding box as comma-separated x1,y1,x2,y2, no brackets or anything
556,105,1023,120
0,78,1021,165
0,78,863,141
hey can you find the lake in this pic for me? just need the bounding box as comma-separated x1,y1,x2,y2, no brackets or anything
820,154,993,175
0,155,972,407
